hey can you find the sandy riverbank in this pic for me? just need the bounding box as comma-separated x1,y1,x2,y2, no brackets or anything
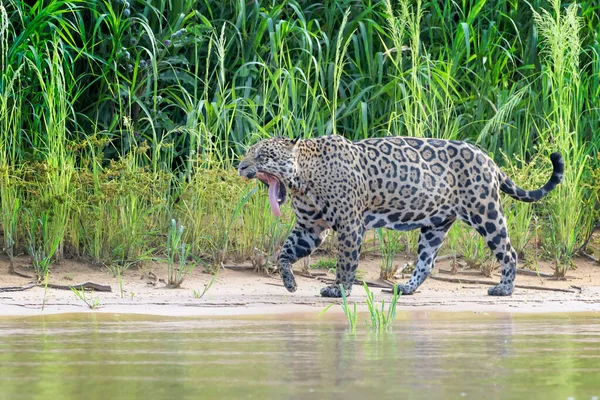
1,255,599,317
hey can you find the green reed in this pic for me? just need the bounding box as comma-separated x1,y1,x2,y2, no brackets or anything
339,283,358,333
70,286,101,310
325,283,399,333
1,4,22,273
533,0,594,275
237,192,294,270
165,219,195,288
24,210,61,282
375,228,405,280
365,283,399,331
446,223,492,275
192,269,219,300
1,191,19,273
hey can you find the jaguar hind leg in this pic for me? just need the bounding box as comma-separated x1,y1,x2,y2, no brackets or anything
464,202,517,296
395,218,455,295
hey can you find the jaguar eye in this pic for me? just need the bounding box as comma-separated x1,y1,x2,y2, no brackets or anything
256,154,264,161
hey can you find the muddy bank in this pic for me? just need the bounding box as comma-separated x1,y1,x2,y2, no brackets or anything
1,255,599,317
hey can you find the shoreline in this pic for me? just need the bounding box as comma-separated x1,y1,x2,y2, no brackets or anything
1,255,599,318
2,298,600,318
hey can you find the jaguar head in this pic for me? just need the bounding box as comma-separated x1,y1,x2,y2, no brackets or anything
237,137,300,216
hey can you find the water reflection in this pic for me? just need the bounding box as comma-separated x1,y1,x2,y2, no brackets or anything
0,312,599,400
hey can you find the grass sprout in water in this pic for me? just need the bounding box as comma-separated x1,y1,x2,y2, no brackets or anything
320,284,358,333
321,283,400,333
365,283,400,331
339,284,358,333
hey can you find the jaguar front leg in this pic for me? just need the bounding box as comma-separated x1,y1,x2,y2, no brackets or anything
320,223,364,298
277,221,329,292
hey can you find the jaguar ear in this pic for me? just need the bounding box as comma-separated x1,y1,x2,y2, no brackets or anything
288,135,301,153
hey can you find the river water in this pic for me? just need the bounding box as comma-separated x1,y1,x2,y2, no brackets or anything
0,312,599,399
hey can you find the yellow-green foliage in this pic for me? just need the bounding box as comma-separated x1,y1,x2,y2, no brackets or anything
2,151,296,272
174,167,294,267
174,167,247,254
71,153,172,265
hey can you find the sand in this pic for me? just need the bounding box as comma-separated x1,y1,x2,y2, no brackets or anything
1,254,599,317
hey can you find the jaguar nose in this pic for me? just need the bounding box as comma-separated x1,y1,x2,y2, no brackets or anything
238,162,256,179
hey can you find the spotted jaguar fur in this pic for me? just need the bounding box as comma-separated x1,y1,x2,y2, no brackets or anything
238,135,564,298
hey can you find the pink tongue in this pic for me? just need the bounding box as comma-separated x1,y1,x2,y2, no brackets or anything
267,177,281,217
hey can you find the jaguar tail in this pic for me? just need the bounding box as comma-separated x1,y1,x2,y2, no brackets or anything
498,153,564,203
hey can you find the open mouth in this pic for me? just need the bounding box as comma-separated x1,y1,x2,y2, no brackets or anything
256,172,287,217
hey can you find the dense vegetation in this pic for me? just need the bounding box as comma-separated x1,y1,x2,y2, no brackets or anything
1,0,598,282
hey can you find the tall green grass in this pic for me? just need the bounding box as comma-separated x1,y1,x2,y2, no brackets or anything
165,218,194,288
0,0,598,277
24,209,61,281
0,4,22,273
533,0,594,275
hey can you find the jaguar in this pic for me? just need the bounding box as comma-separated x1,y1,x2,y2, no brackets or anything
237,135,563,298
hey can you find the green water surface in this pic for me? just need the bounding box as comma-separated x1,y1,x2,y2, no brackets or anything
0,312,599,400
